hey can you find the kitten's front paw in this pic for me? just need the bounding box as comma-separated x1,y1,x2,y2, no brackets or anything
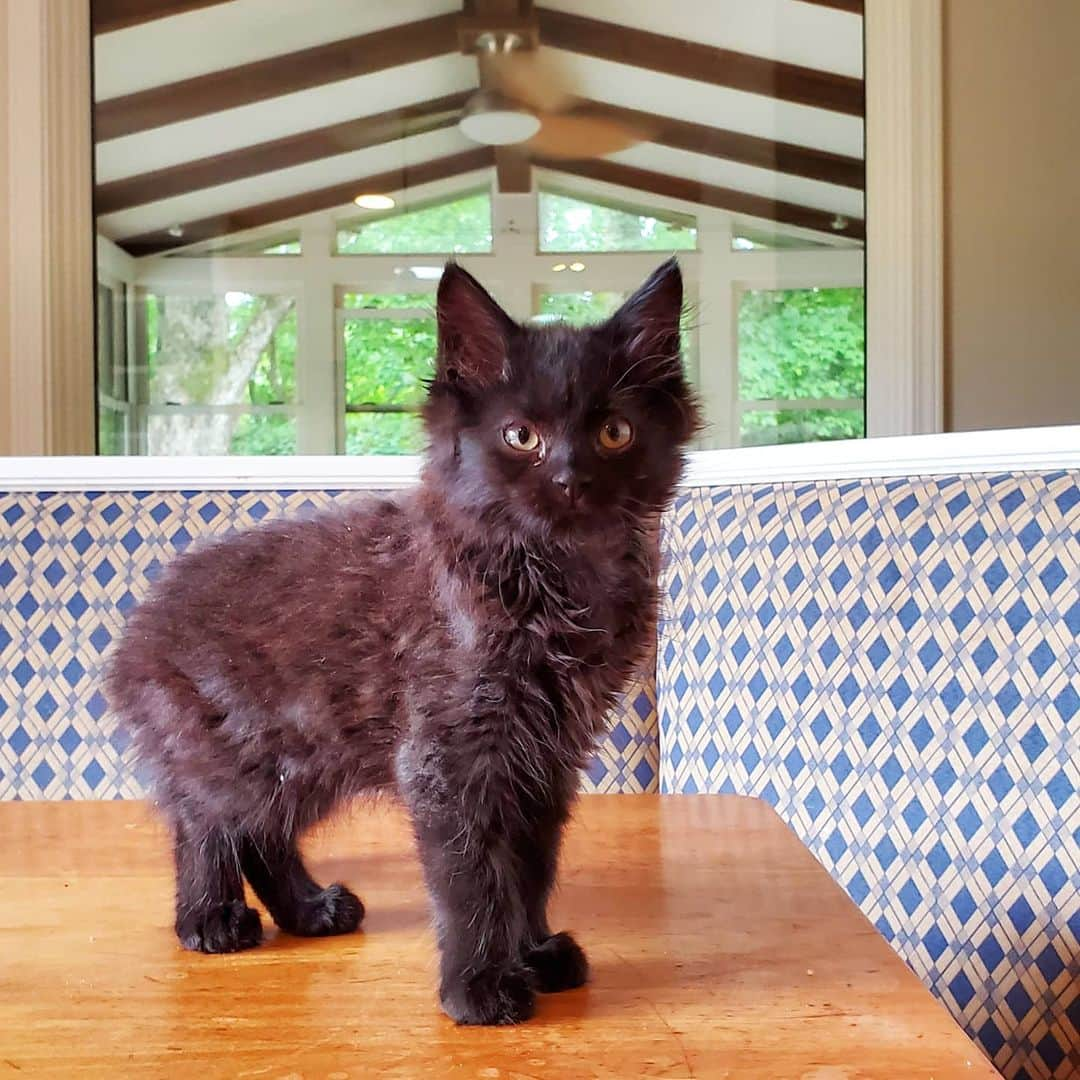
177,901,263,954
526,931,589,993
440,966,536,1026
286,883,365,937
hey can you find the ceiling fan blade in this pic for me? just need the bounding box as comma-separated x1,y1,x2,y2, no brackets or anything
526,112,654,159
486,49,576,114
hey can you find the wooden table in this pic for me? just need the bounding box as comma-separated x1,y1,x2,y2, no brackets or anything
1,796,994,1079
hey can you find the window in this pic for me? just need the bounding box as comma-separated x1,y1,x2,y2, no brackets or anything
95,281,132,455
138,291,298,455
535,291,625,326
337,192,492,255
539,190,697,253
737,287,865,446
339,293,434,455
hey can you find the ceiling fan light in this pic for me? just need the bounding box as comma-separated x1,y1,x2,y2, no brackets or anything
459,91,540,146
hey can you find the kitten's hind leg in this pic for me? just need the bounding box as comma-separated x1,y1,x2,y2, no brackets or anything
240,835,364,937
173,820,263,953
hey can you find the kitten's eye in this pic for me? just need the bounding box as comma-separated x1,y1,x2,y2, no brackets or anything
503,423,541,453
598,416,634,452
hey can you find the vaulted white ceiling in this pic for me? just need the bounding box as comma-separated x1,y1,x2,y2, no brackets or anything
92,0,865,253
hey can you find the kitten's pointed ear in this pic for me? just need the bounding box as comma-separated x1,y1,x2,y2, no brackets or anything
436,262,516,387
609,257,683,376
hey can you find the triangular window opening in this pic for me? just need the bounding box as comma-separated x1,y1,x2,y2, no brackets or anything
538,188,697,254
336,191,493,255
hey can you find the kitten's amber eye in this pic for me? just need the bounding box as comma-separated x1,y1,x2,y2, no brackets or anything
503,423,541,453
598,416,634,451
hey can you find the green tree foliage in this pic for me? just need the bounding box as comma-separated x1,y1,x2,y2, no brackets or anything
539,191,696,252
230,414,296,455
142,292,296,455
537,291,624,325
738,287,865,445
342,308,435,455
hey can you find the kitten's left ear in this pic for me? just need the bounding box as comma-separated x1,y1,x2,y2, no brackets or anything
609,257,683,377
436,262,516,387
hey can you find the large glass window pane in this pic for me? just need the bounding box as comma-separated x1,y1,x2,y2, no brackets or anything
91,3,867,458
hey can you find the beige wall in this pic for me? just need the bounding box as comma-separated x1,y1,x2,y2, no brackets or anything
944,0,1080,432
0,4,12,455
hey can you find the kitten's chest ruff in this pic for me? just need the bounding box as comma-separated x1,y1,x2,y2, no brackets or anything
462,535,655,690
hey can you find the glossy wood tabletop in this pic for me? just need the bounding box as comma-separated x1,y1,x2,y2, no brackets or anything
0,796,994,1079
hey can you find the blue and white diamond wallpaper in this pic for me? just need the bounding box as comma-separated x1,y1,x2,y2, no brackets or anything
0,489,658,800
1,472,1077,1079
659,472,1079,1080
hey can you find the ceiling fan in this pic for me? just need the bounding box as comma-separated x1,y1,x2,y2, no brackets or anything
457,27,652,159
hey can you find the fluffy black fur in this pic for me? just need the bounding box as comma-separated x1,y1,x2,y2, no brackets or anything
106,258,699,1024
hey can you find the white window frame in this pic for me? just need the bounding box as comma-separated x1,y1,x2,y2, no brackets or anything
864,0,944,436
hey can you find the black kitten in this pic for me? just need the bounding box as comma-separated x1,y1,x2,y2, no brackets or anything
106,258,699,1025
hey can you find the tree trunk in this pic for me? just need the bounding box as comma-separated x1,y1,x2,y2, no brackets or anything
146,296,294,455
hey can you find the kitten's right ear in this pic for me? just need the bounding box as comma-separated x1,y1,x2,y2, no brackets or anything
436,262,515,387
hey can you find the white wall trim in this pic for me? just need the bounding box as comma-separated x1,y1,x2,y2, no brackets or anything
2,427,1076,493
865,0,945,438
681,426,1080,487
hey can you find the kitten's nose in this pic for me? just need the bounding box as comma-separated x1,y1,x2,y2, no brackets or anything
552,470,591,505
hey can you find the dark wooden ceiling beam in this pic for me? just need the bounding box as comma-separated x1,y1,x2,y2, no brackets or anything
494,147,532,194
98,95,861,219
575,101,864,190
118,147,495,257
535,8,864,117
94,14,461,142
535,156,865,241
92,0,232,35
95,93,471,217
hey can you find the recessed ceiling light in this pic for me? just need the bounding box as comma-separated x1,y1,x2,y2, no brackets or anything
167,225,184,238
830,215,849,231
569,261,585,272
552,262,568,272
354,193,396,210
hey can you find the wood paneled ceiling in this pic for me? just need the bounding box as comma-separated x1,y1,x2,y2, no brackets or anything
92,0,865,257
